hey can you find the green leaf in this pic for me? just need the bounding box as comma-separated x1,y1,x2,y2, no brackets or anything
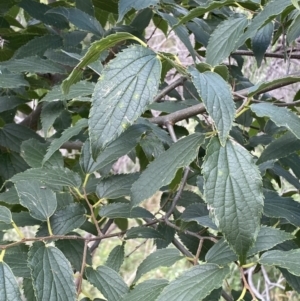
47,7,103,37
0,262,22,301
41,101,65,136
206,16,248,67
126,226,164,240
237,0,293,48
118,0,159,22
206,226,294,265
156,264,229,301
42,119,88,164
252,103,300,140
0,96,27,113
89,44,161,156
4,244,30,278
1,56,65,74
0,186,19,205
0,152,29,181
259,249,300,276
0,206,12,224
287,12,300,44
99,203,154,219
105,244,125,272
21,139,63,168
38,204,86,236
10,167,82,189
134,249,183,283
131,133,205,207
76,0,95,16
85,265,129,301
0,74,29,88
96,173,139,199
251,22,273,67
189,69,235,146
23,278,37,301
62,32,146,94
121,279,169,301
158,13,195,60
180,203,217,230
0,124,43,152
203,137,263,263
257,132,300,164
81,124,148,173
20,0,69,28
28,242,76,301
248,75,300,97
263,189,300,227
15,180,57,221
42,81,95,102
13,35,63,59
55,237,92,272
176,0,235,25
279,268,300,293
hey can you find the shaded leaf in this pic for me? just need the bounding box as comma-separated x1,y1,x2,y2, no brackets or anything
42,81,95,102
180,203,217,230
82,124,148,173
131,133,205,207
21,139,63,168
158,13,195,60
99,203,154,219
15,179,57,221
105,245,125,272
89,44,161,156
0,206,12,224
279,268,300,293
259,249,300,276
156,264,229,301
126,227,164,240
47,7,103,37
134,249,183,283
118,0,159,22
264,189,300,227
237,0,292,48
62,32,146,94
1,56,65,74
3,244,30,278
0,262,22,301
85,265,128,301
206,16,248,66
0,124,43,153
23,278,37,301
189,69,235,145
0,96,27,113
121,279,169,301
257,131,300,164
248,76,300,98
56,237,92,272
96,173,139,199
0,187,19,205
203,137,263,262
206,227,294,265
42,119,88,164
0,74,28,88
39,204,86,236
28,242,76,301
252,22,273,67
10,167,82,189
287,12,300,44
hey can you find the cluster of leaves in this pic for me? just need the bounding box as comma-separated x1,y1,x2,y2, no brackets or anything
1,0,300,300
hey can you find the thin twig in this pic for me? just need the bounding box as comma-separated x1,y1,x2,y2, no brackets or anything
153,77,187,103
194,239,203,265
125,240,148,258
90,219,114,253
240,267,258,300
77,240,88,296
232,50,300,60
